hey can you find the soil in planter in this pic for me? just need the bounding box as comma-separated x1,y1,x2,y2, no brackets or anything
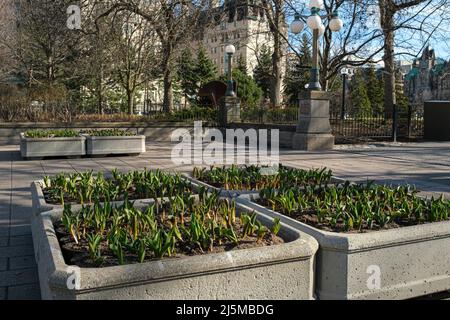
55,193,285,268
55,219,284,268
257,200,438,234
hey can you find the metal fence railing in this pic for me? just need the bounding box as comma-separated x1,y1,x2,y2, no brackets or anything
240,104,424,142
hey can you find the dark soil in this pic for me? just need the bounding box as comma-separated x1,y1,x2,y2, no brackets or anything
55,219,284,268
198,179,328,191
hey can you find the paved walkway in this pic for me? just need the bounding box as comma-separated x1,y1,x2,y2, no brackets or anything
0,141,449,299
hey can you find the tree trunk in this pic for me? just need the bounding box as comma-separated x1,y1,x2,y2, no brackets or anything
270,2,283,107
379,0,396,118
163,68,173,113
271,48,282,107
162,42,174,113
127,90,134,115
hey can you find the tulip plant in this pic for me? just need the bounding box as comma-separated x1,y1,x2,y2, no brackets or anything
57,189,282,266
258,182,450,232
25,129,79,138
193,165,333,190
83,129,135,137
42,169,194,205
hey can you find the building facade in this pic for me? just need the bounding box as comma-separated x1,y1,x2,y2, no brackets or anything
404,46,450,106
197,0,285,75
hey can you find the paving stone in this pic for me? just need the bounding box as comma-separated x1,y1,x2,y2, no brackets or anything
9,225,31,237
9,256,36,270
7,283,40,300
0,286,6,300
0,258,6,271
0,237,7,247
0,268,38,287
0,245,34,258
0,227,8,237
9,236,33,247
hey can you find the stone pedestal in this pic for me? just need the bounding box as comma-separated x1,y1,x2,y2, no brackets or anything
292,90,335,150
219,96,241,127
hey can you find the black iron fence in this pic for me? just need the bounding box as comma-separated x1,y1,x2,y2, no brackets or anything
240,104,424,143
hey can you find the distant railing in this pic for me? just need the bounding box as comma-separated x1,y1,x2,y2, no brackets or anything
0,101,219,124
241,106,298,124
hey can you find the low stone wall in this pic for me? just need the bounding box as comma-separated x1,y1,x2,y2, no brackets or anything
0,122,297,147
0,122,199,145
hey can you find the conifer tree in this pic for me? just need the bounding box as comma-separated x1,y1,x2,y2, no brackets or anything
253,45,273,100
350,69,372,116
195,46,217,90
366,65,384,115
177,48,197,104
284,34,311,106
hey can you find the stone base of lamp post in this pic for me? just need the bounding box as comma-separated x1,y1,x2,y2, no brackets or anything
219,96,241,127
292,90,335,151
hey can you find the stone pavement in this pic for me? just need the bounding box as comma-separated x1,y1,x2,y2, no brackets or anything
0,141,449,300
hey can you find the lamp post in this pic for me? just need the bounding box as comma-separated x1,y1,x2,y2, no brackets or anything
225,44,236,97
290,1,343,91
340,67,353,120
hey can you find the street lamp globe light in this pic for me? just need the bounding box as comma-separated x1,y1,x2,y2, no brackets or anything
290,14,304,34
329,12,344,32
225,44,236,97
289,3,344,91
225,44,236,55
307,12,321,29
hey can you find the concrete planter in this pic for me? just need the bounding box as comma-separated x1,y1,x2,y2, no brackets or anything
85,135,146,156
237,194,450,300
31,200,318,300
183,166,346,198
20,133,85,160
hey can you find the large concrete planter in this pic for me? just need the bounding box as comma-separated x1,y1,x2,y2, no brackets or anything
237,194,450,300
20,133,85,160
85,135,146,156
31,200,318,300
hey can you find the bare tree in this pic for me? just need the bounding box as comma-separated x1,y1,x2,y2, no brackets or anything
378,0,448,115
0,0,19,84
260,0,287,107
109,11,160,114
16,0,81,87
92,0,215,113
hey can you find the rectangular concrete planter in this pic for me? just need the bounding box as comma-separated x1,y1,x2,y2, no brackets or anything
20,133,85,159
183,165,346,198
237,194,450,300
85,135,146,156
31,200,319,300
